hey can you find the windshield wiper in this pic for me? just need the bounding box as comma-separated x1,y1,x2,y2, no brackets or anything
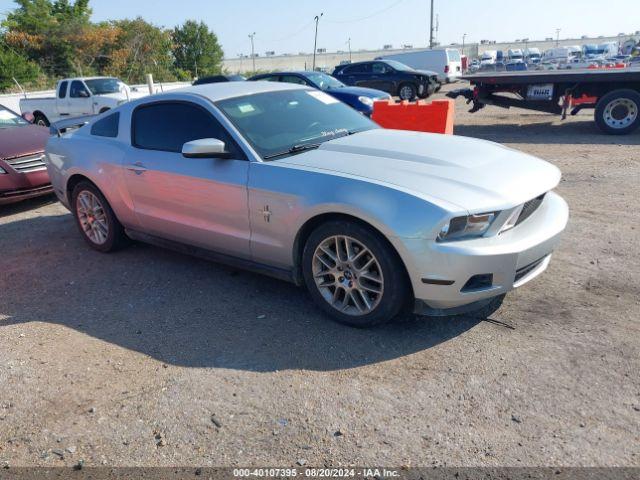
263,143,321,160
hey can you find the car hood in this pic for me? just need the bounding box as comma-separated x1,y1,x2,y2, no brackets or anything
415,69,439,78
329,86,390,99
274,129,561,212
0,124,49,161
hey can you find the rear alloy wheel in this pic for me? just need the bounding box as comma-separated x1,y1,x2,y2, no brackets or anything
72,181,128,253
398,83,417,101
595,89,640,135
302,221,410,327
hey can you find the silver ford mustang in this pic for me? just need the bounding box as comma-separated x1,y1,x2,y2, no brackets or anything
45,82,569,327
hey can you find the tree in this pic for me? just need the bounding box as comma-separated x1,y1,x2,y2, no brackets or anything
2,0,93,77
107,18,176,83
0,43,41,91
172,20,224,79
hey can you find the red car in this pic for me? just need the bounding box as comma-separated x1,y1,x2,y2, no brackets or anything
0,104,52,205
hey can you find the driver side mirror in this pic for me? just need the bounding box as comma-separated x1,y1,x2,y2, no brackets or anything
21,112,35,124
182,138,232,159
78,90,90,98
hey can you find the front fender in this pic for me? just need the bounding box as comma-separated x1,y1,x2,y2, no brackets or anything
248,162,452,270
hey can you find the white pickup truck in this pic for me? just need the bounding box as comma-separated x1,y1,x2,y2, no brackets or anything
20,77,131,126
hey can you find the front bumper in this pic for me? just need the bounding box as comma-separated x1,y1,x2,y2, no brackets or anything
401,191,569,312
0,167,52,205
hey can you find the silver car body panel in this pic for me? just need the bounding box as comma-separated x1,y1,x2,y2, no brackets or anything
45,82,569,312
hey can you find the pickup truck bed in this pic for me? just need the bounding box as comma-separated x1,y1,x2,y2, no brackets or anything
448,68,640,135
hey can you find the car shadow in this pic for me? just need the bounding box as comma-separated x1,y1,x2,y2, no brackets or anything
0,213,489,373
454,118,640,145
0,193,58,219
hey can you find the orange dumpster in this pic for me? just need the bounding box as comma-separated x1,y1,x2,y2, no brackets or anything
372,99,455,135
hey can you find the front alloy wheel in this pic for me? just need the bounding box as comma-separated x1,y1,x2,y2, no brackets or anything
302,221,410,327
312,235,384,316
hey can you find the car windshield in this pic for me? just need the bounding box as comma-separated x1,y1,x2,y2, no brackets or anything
0,106,28,129
304,72,345,90
382,60,413,72
216,89,377,160
84,78,124,95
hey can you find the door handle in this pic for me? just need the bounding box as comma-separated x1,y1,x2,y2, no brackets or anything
126,162,147,175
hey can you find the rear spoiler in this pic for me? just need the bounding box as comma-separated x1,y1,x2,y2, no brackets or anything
50,115,95,137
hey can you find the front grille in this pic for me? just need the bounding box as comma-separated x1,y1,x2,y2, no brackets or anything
514,256,547,283
515,193,546,227
6,153,47,173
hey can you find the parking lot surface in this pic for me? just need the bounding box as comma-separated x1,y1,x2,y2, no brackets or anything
1,85,639,468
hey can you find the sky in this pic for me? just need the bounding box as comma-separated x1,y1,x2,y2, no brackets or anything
1,0,639,58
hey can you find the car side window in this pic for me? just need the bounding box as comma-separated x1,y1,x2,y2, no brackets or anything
91,112,120,138
70,81,90,98
344,64,371,74
58,81,68,99
132,101,246,159
259,76,281,82
372,63,390,74
280,75,309,86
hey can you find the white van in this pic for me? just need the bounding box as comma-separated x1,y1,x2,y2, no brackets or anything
377,48,463,83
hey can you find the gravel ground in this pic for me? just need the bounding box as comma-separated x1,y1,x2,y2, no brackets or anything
0,84,639,469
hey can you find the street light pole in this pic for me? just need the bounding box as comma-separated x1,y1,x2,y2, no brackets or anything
556,28,561,47
429,0,434,48
248,32,256,72
462,33,467,57
348,37,352,63
313,13,323,71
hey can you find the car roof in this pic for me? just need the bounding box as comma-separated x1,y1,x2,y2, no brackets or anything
160,81,310,102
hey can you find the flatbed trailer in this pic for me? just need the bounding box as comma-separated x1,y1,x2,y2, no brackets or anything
447,68,640,135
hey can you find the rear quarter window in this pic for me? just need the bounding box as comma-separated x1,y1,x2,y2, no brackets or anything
91,112,120,138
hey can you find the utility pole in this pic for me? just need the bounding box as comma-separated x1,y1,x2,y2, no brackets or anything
313,13,323,71
429,0,434,48
248,32,256,72
348,37,352,62
462,33,467,56
556,28,561,47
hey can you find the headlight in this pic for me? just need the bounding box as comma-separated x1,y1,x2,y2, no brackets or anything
437,212,497,242
358,96,374,107
0,166,7,174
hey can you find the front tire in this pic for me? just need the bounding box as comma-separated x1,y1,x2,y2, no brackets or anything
71,181,128,253
595,89,640,135
302,221,411,328
398,83,417,101
34,113,49,127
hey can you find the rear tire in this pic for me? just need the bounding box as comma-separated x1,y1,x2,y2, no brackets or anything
398,83,417,101
71,181,129,253
34,113,49,127
302,220,411,328
595,89,640,135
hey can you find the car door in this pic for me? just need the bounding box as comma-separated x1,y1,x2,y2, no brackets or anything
123,99,252,259
343,63,372,88
55,81,70,117
368,63,395,93
68,80,94,116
